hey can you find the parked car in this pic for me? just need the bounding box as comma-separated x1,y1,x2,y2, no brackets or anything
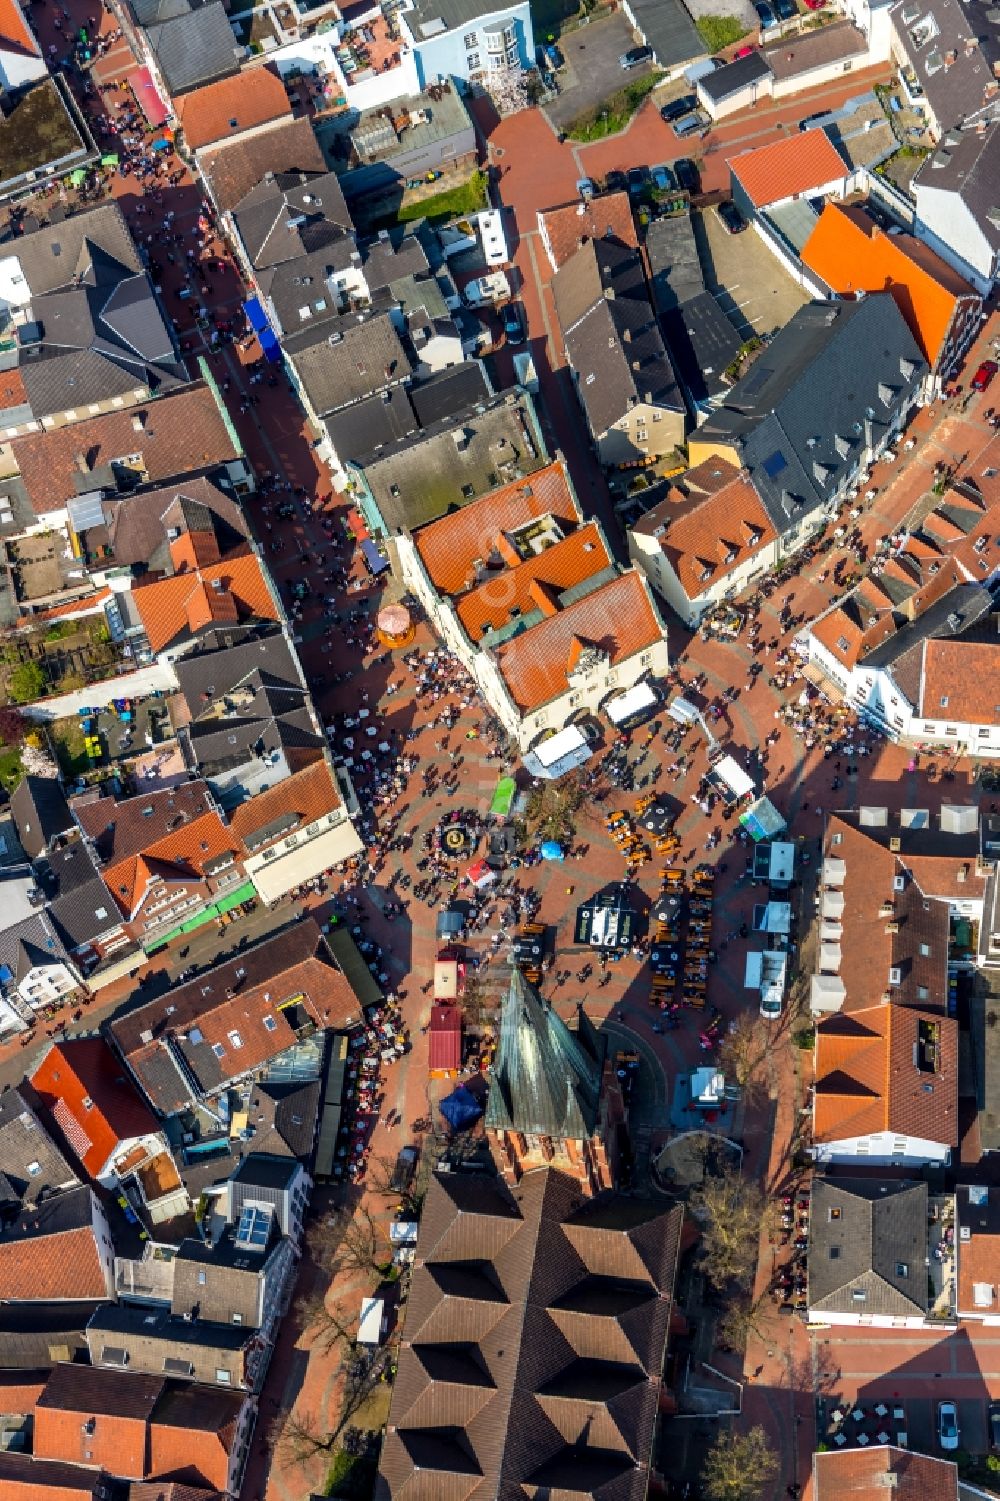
716,199,747,234
972,359,998,391
627,165,649,195
661,93,696,121
651,163,676,191
673,110,707,137
503,301,525,346
576,176,596,201
989,1401,1000,1453
938,1402,960,1451
799,110,828,130
773,0,798,19
755,1,778,26
620,44,653,68
734,42,756,57
674,157,700,193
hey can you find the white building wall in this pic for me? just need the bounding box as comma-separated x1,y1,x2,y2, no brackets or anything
807,1307,929,1328
914,185,997,294
812,1128,951,1167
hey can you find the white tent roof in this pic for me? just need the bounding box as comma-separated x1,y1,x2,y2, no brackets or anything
823,856,847,887
822,889,845,919
819,942,843,971
810,973,846,1012
357,1297,384,1346
713,754,755,799
605,681,658,725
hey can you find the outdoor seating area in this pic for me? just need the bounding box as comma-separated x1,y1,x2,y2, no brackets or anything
649,864,716,1011
826,1402,909,1450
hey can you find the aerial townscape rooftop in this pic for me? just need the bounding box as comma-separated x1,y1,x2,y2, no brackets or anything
0,0,996,1499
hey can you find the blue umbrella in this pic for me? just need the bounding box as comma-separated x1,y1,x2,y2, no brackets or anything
540,840,564,862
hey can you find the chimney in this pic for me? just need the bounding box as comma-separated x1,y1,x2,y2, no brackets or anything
74,452,90,473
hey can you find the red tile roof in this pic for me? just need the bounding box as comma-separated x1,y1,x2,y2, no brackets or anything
537,192,638,270
634,471,777,602
428,1003,462,1071
11,386,239,516
29,1038,159,1180
802,203,977,367
131,552,278,654
198,117,327,214
229,760,342,848
103,807,243,918
494,570,664,713
413,461,579,596
33,589,112,624
456,522,611,641
0,1453,112,1501
0,1191,111,1301
174,66,290,152
729,131,849,209
918,638,1000,725
814,1448,957,1500
813,1003,958,1145
0,0,39,57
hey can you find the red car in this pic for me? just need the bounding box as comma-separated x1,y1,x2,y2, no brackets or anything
972,359,998,392
803,0,825,9
734,42,756,56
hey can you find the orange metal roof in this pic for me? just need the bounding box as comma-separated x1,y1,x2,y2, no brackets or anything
131,552,277,653
801,202,977,366
494,570,662,713
729,131,849,209
174,66,290,151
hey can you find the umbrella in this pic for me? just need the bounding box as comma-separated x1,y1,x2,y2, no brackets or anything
377,603,412,637
540,840,564,862
69,169,87,187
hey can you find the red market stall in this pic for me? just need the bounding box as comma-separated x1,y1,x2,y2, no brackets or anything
428,1003,462,1077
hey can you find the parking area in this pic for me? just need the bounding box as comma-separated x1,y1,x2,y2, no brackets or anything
693,205,810,338
543,11,656,129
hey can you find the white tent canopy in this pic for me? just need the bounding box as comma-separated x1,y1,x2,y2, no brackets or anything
713,754,755,799
811,973,846,1013
605,681,658,726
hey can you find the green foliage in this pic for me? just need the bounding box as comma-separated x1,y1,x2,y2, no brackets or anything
393,170,489,226
566,71,663,141
696,14,750,50
8,660,46,704
44,621,75,643
792,1026,815,1050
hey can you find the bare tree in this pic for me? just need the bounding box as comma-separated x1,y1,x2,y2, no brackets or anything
293,1286,357,1353
690,1169,778,1290
715,1292,770,1352
701,1426,779,1501
524,774,584,843
719,1014,772,1105
305,1204,390,1285
273,1408,334,1469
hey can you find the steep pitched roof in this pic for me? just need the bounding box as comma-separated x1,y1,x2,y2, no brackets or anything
728,130,850,210
228,760,341,851
0,1453,112,1501
379,1166,683,1501
0,1085,78,1205
813,1004,958,1145
28,1039,159,1179
630,469,777,603
813,1448,957,1501
130,551,278,653
485,972,603,1139
918,636,1000,724
456,522,612,643
807,1176,928,1316
537,192,638,271
0,1186,111,1301
493,570,663,713
174,65,289,150
10,776,72,861
199,117,327,214
801,202,978,367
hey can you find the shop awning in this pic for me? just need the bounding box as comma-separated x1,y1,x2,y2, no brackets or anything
434,959,459,1000
523,724,595,781
739,794,786,842
361,538,389,575
129,66,169,128
243,296,281,363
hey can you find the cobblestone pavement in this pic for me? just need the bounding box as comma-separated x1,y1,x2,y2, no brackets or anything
7,18,1000,1494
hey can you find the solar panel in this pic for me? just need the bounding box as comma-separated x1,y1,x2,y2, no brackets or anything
762,450,788,479
236,1204,272,1250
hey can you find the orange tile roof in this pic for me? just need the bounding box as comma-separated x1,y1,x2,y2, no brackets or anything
33,588,111,623
0,0,39,56
456,522,610,641
0,1217,109,1301
813,1003,958,1145
174,66,290,152
814,1449,957,1501
105,807,243,917
728,131,849,210
414,461,579,596
0,365,27,409
229,760,342,846
11,386,239,516
29,1038,158,1179
537,192,639,270
801,203,977,367
918,638,1000,724
131,551,278,653
637,473,777,602
494,570,663,713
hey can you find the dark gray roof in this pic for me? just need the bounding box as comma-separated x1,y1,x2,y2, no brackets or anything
244,1079,320,1159
0,1454,108,1496
484,971,604,1139
619,0,705,67
87,1301,253,1353
256,237,358,335
645,210,704,314
915,123,1000,254
553,237,684,437
323,361,491,468
971,991,1000,1151
233,169,352,270
807,1177,928,1317
663,290,743,404
43,840,123,950
867,580,994,675
12,204,141,297
0,911,72,985
283,311,413,418
0,1299,99,1369
699,297,927,533
410,361,490,425
889,0,1000,132
11,776,72,861
362,233,430,292
145,0,242,95
104,476,249,569
404,0,524,38
229,1152,299,1190
0,1085,78,1205
698,50,772,103
175,627,301,717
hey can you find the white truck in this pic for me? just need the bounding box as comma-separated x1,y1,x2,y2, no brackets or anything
463,270,511,308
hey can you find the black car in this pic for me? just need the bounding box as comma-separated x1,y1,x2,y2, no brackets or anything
716,199,746,233
754,0,777,26
620,43,653,68
674,157,700,193
990,1402,1000,1453
605,168,628,194
627,165,649,195
503,301,525,346
773,0,797,17
660,93,696,122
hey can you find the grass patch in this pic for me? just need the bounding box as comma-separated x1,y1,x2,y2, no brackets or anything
324,1450,378,1500
566,71,663,141
696,13,750,50
0,745,22,792
49,715,90,778
393,170,488,226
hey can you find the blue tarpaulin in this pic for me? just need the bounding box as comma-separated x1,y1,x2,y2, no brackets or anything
361,538,390,575
439,1085,482,1131
243,296,282,364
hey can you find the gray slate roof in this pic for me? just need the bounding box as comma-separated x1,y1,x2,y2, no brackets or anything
323,360,490,467
175,626,301,716
144,0,243,96
663,290,743,404
13,204,141,297
808,1177,928,1318
0,911,72,986
698,296,927,533
645,210,705,313
619,0,705,67
43,841,123,950
283,310,413,418
245,1079,321,1159
0,1085,78,1205
553,236,684,437
233,169,352,271
485,970,604,1139
11,776,73,862
889,0,1000,132
699,50,771,104
915,123,1000,256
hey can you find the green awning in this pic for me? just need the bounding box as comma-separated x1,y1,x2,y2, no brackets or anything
69,169,87,186
144,881,256,953
490,776,516,818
